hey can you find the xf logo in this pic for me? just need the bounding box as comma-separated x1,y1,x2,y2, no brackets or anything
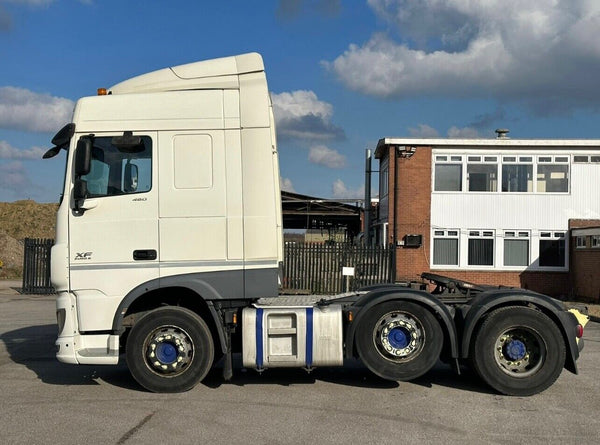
74,252,92,260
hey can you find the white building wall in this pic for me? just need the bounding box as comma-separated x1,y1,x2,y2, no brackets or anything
430,149,600,272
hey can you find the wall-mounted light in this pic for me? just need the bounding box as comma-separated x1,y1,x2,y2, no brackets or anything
397,146,417,158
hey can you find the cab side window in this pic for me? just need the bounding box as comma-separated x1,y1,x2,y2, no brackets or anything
82,136,152,197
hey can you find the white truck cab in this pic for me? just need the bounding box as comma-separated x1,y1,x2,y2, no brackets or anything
50,53,282,366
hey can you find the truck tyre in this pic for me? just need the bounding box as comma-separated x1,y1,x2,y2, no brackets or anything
471,306,565,396
125,306,214,393
356,301,443,381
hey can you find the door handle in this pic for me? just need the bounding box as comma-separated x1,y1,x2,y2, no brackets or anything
133,249,157,260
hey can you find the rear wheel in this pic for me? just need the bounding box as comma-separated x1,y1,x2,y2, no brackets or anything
356,301,443,381
471,306,565,396
126,306,214,393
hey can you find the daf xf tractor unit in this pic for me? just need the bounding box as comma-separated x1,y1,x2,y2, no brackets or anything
44,53,587,395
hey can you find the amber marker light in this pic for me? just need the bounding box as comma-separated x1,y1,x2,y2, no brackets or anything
97,88,108,96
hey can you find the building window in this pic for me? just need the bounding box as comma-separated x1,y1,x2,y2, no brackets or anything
592,235,600,248
380,162,389,197
433,151,576,195
434,156,462,191
467,156,497,192
539,232,566,267
504,231,530,266
432,229,459,265
468,230,495,266
502,156,533,192
536,156,569,193
575,236,586,249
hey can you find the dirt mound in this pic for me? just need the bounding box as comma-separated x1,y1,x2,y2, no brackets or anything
0,200,58,240
0,231,24,278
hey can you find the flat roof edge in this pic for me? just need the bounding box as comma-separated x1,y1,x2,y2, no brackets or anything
377,138,600,148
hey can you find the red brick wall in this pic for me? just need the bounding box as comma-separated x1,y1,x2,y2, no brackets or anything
569,221,600,302
415,270,570,296
570,249,600,301
390,146,432,282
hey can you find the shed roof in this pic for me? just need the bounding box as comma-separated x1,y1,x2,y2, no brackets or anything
281,191,361,234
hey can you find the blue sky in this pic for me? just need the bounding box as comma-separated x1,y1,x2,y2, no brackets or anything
2,0,600,202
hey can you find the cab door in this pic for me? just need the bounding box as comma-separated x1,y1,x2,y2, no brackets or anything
68,132,159,331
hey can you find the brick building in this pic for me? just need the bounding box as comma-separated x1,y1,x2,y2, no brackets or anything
372,134,600,297
570,225,600,301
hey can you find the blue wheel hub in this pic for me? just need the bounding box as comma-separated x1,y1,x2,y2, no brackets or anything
156,341,178,364
504,339,527,361
145,327,193,375
388,327,410,349
377,313,423,360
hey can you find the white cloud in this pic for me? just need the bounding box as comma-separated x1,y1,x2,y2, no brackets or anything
280,177,296,193
0,87,74,132
326,0,600,112
0,140,46,160
332,179,364,199
0,161,29,192
271,90,345,141
408,124,439,138
308,145,347,169
447,126,480,139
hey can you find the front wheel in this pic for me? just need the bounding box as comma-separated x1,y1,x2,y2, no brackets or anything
125,306,214,393
471,306,565,396
356,301,443,381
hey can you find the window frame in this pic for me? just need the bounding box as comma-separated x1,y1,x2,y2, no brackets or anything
467,229,495,267
432,229,460,266
466,156,498,192
433,155,463,192
538,231,567,268
80,134,153,199
503,230,530,267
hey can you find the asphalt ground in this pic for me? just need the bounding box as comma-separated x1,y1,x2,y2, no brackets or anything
1,281,599,445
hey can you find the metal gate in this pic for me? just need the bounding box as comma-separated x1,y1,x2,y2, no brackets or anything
283,243,395,294
22,238,54,294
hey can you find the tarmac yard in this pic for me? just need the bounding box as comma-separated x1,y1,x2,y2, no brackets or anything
1,284,599,445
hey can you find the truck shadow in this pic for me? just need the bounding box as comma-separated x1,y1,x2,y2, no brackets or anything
0,324,139,390
205,357,495,395
1,324,494,394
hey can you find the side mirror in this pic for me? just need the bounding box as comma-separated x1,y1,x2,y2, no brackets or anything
124,162,139,192
73,178,88,212
43,123,76,159
52,123,76,147
74,137,92,177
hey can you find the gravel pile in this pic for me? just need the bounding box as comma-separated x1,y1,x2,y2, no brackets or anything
0,231,23,277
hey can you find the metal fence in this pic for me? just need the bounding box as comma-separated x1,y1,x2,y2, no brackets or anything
283,243,396,294
21,239,396,295
22,238,54,294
